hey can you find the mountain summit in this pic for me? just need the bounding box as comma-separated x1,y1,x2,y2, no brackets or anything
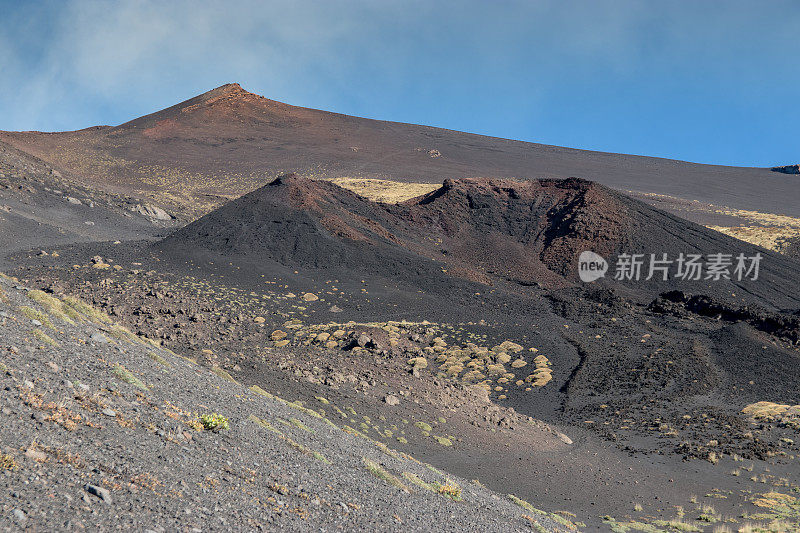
1,83,798,220
114,83,294,135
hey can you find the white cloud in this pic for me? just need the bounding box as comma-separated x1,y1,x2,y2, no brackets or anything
2,0,799,142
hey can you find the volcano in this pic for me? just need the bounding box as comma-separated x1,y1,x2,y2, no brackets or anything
158,174,800,309
2,83,798,222
7,83,800,532
159,174,629,288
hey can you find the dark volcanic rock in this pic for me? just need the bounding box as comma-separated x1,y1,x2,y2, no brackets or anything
650,290,800,345
159,175,629,288
398,177,629,283
159,175,800,309
771,164,800,174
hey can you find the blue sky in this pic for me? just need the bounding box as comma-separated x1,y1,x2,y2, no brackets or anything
1,0,799,167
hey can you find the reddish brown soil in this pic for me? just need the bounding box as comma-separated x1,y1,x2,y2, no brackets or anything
1,83,798,222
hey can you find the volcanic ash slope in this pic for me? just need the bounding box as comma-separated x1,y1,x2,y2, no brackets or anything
0,274,573,532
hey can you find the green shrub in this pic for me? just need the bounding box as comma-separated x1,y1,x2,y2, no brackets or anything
200,413,229,431
414,421,432,432
436,481,462,501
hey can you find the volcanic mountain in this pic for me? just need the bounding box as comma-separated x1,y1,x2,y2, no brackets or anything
159,174,800,309
7,86,800,531
2,83,798,223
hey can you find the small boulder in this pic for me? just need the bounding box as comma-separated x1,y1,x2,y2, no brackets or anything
132,203,173,221
356,334,371,347
12,509,26,524
84,484,112,504
384,395,400,406
24,447,47,462
771,164,800,174
90,333,109,344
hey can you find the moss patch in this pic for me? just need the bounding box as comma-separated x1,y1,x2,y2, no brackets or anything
112,364,147,390
363,458,409,492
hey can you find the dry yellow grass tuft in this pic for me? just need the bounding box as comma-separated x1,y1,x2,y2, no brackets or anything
19,306,55,330
742,401,800,429
61,295,111,324
0,452,16,470
28,290,81,324
363,458,410,492
707,225,800,252
325,178,439,204
211,366,238,384
407,357,428,369
32,328,59,347
494,341,524,353
742,401,793,418
704,207,800,252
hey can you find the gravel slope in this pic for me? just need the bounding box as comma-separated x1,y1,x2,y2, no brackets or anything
0,274,574,532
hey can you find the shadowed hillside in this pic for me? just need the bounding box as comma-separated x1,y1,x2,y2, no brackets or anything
159,174,800,309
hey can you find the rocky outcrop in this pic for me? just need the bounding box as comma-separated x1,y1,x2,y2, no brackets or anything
771,164,800,175
132,203,173,221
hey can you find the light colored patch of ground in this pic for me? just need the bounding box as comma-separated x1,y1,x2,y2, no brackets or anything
325,178,439,204
632,191,800,252
742,401,800,429
714,207,800,228
707,207,800,252
706,225,800,252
